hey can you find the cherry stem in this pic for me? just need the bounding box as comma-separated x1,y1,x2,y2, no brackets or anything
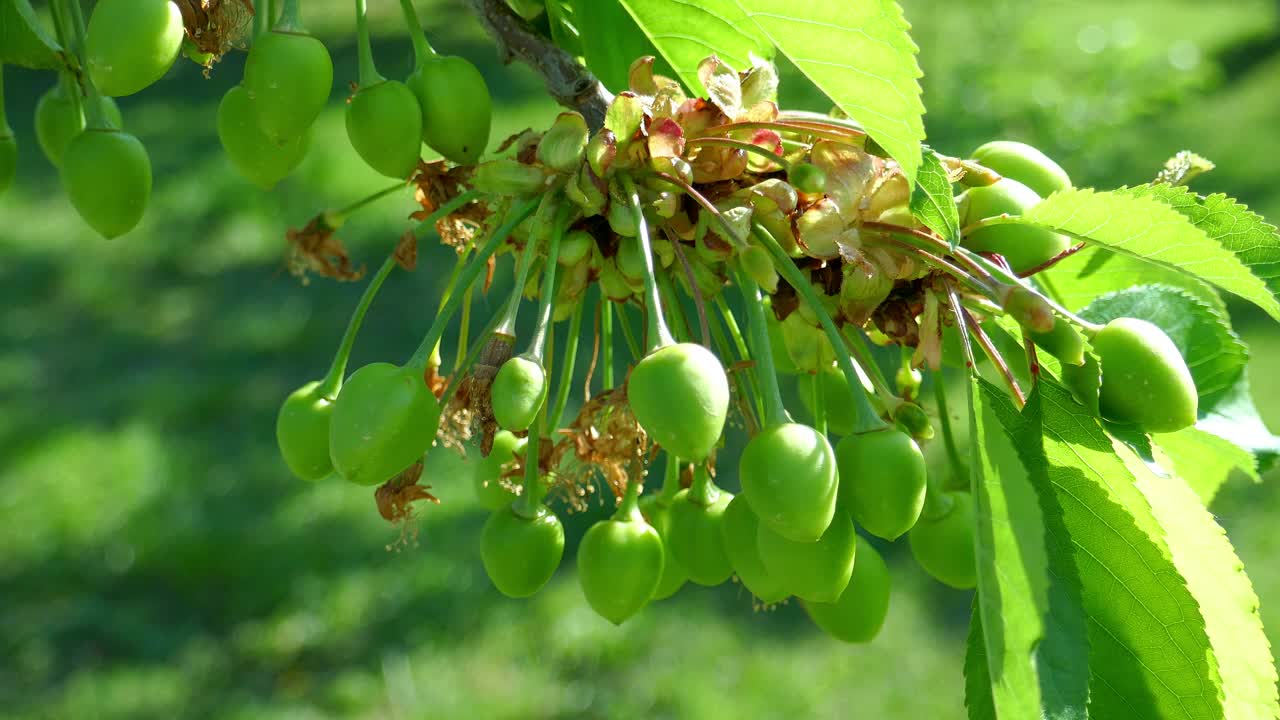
734,268,790,429
696,119,864,145
46,2,82,121
931,369,969,488
330,182,407,226
427,251,469,370
810,371,827,435
961,248,1101,334
667,236,711,346
656,269,691,341
493,229,542,338
657,453,681,505
316,255,398,398
276,0,303,31
614,302,642,362
549,299,583,431
397,0,438,65
409,197,538,371
600,294,614,389
516,410,545,517
63,0,108,129
525,202,570,365
962,305,1026,408
253,0,267,38
712,295,764,428
689,463,717,507
353,0,384,86
1018,242,1087,277
752,223,889,434
619,174,675,352
685,137,791,172
455,281,473,372
616,470,642,518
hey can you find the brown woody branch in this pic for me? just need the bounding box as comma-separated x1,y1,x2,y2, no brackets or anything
466,0,614,131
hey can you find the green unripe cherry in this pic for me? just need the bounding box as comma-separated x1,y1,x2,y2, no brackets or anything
578,505,665,624
639,495,689,600
1093,317,1198,433
757,510,857,603
85,0,184,97
667,486,734,586
836,428,927,541
909,491,977,590
739,423,839,543
408,55,492,164
481,504,565,598
627,343,730,462
720,494,789,604
60,128,152,238
1028,318,1086,366
244,30,334,143
346,80,424,179
474,430,527,510
35,86,124,166
217,85,311,190
328,362,441,486
276,380,336,480
491,356,548,432
803,538,891,643
960,178,1070,273
971,140,1071,198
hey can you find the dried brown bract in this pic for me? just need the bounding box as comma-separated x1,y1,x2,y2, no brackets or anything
375,461,440,550
175,0,253,62
544,386,650,513
285,213,365,284
411,161,487,250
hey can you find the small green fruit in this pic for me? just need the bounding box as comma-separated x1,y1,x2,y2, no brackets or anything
35,87,124,166
481,504,565,598
217,85,311,190
835,428,927,541
276,380,336,480
971,140,1071,198
739,423,838,543
639,495,689,600
720,494,789,604
244,30,334,143
627,343,730,462
803,538,891,643
1093,317,1198,433
578,507,664,624
345,80,424,179
86,0,184,97
667,486,734,586
491,356,548,432
960,178,1070,273
757,511,857,603
328,362,441,486
909,491,977,590
408,55,492,164
474,431,526,510
60,128,152,238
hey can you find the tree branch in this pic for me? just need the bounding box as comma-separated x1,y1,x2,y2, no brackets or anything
466,0,614,131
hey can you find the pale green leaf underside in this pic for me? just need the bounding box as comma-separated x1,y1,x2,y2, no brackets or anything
969,377,1049,717
617,0,774,95
1021,189,1280,321
1122,446,1280,720
911,148,962,248
731,0,925,183
1033,382,1221,720
1154,428,1260,506
1078,284,1248,414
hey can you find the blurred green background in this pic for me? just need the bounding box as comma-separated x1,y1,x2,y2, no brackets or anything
2,1,1279,717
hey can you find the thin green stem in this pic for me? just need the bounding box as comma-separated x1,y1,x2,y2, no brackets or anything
616,466,643,517
317,255,397,397
656,269,691,342
812,370,827,435
276,0,303,31
657,453,681,505
689,463,717,507
409,198,538,370
601,295,614,389
619,175,674,352
685,137,791,172
397,0,437,64
47,2,83,121
931,369,969,490
353,0,383,86
963,249,1101,333
712,296,764,424
549,300,584,431
253,0,267,38
331,182,407,225
494,235,542,337
64,0,107,129
839,325,898,410
752,223,888,434
428,251,469,367
706,299,761,428
455,283,473,372
922,457,952,520
525,202,571,364
517,411,545,517
735,268,789,428
614,303,642,362
695,119,863,145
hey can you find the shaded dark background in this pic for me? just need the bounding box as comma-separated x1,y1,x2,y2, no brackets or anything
1,1,1278,717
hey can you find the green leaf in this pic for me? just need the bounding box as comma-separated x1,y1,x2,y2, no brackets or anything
1030,381,1222,720
1197,376,1280,474
1,0,64,70
967,376,1051,716
1018,188,1280,321
1153,428,1259,506
910,147,961,248
545,0,584,58
572,0,667,92
1122,446,1280,720
1077,284,1249,414
732,0,925,183
978,380,1091,719
1123,184,1280,306
1037,245,1226,318
616,0,773,96
964,607,997,720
